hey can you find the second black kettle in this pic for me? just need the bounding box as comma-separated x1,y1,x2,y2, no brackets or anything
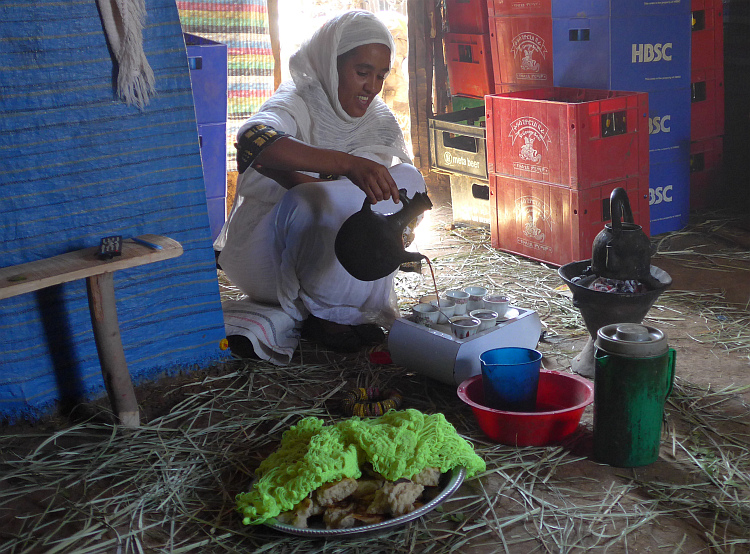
590,187,652,281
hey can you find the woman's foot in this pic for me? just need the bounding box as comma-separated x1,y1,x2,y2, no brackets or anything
302,315,362,353
227,335,259,359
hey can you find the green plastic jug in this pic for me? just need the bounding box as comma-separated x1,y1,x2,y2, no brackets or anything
593,323,676,467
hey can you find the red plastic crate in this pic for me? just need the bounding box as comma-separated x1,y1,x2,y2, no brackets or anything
489,15,553,88
493,83,541,94
486,87,650,189
691,0,724,71
691,68,725,141
446,0,489,33
487,0,551,16
489,174,650,266
689,136,724,210
445,33,495,98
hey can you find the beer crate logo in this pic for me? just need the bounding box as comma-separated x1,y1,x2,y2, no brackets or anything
501,0,544,10
649,114,671,135
514,195,553,253
649,185,673,206
631,43,673,63
511,33,548,80
508,116,551,176
442,150,482,170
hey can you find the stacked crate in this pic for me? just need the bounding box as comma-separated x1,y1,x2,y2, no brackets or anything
551,0,692,235
689,0,725,209
185,34,228,242
428,107,491,228
445,0,494,100
440,0,557,228
487,0,554,93
485,87,650,267
439,0,494,227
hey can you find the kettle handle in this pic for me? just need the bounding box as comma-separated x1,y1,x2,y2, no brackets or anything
609,187,635,233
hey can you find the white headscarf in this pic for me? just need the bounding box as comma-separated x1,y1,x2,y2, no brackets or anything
257,10,411,164
215,11,411,251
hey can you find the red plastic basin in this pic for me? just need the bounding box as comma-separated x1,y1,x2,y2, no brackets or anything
457,370,594,446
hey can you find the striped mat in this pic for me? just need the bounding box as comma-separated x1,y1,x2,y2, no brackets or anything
177,0,275,171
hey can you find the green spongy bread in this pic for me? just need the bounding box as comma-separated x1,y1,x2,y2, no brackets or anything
236,408,486,524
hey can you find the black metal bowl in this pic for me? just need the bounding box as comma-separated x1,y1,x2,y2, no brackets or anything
558,260,672,338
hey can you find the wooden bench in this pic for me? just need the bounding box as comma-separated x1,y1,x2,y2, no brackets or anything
0,235,183,427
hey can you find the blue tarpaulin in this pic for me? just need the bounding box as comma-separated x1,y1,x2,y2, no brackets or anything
0,0,230,421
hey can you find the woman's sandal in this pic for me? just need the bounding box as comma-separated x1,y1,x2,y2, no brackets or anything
302,316,362,353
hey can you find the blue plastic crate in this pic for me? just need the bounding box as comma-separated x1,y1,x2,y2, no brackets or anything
197,122,227,199
553,14,691,92
552,17,611,89
552,0,690,18
648,87,691,165
649,158,690,235
610,16,691,92
206,196,227,242
185,33,227,125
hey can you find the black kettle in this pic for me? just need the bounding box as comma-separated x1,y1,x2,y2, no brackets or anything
591,187,651,281
335,189,433,282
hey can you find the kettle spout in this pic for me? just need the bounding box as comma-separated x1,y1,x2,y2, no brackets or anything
401,251,427,264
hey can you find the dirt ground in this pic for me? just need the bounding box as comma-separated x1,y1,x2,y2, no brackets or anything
1,198,749,553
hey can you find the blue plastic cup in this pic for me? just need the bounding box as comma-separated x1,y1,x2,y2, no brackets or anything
479,347,543,412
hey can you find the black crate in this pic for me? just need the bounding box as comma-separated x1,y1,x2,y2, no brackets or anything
428,107,488,180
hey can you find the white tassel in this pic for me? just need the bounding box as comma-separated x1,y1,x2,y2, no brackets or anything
97,0,156,110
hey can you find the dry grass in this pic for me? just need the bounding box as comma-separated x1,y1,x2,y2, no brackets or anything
1,211,749,553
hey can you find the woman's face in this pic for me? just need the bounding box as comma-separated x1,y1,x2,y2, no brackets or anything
336,43,391,118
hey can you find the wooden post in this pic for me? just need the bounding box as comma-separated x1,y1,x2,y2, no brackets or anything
267,0,281,91
407,0,451,201
408,0,431,174
87,272,140,427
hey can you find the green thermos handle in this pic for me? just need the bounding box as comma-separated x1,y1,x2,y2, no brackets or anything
665,348,676,399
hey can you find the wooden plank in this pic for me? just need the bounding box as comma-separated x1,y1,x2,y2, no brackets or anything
0,235,183,300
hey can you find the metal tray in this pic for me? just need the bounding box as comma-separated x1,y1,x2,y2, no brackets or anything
264,466,466,537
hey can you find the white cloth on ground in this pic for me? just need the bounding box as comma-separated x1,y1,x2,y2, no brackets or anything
222,298,301,366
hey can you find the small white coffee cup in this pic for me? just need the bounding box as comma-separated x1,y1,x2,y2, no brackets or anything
483,293,510,317
464,286,488,312
430,297,456,324
412,302,439,327
470,309,499,331
445,290,470,315
449,316,481,339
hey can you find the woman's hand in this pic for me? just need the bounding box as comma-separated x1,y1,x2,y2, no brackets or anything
340,154,400,205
